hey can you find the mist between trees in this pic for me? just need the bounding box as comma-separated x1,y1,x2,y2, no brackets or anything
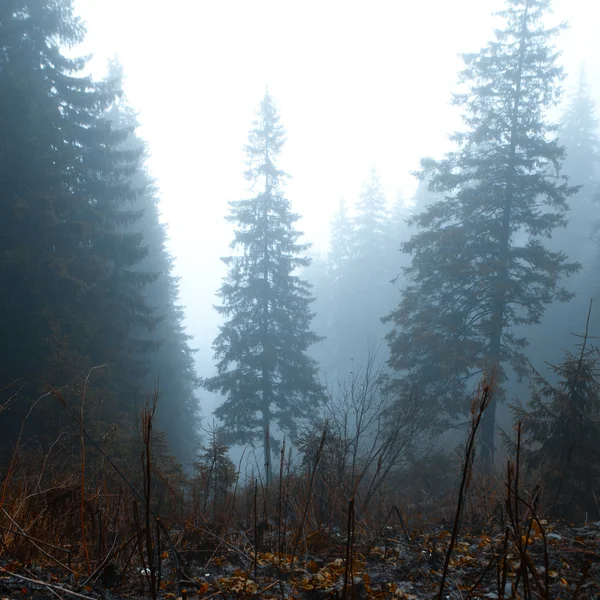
2,0,600,557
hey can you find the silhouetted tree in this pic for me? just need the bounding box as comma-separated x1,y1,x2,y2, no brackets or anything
385,0,579,466
354,167,389,264
0,0,93,402
204,92,322,483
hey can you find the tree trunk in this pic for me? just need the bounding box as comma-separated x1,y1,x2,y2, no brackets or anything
263,403,272,486
262,164,272,486
484,7,529,469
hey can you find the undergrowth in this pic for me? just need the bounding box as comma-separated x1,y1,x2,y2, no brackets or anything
0,376,598,599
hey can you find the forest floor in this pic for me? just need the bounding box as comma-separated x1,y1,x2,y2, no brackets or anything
1,517,599,599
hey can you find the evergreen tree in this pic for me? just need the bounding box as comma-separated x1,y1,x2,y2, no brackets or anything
193,426,237,519
512,318,600,520
0,0,91,400
204,92,322,483
348,168,392,363
354,167,389,263
309,197,355,381
0,0,155,443
552,71,600,263
560,71,600,193
526,73,600,371
308,172,404,384
104,61,200,463
385,0,578,466
329,197,354,270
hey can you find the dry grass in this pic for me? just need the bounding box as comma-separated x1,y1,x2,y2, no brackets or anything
0,377,597,599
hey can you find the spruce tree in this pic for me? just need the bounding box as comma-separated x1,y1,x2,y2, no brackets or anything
526,74,600,370
385,0,579,466
551,72,600,263
0,2,156,446
348,168,392,364
560,72,600,193
329,197,354,271
204,92,322,482
103,61,200,462
0,0,90,400
354,167,389,264
309,172,403,383
311,197,355,381
0,1,193,458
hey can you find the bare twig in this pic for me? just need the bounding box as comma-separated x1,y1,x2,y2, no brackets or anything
1,508,74,574
437,378,493,600
291,425,327,565
0,567,95,600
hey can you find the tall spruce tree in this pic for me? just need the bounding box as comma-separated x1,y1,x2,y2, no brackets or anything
354,167,389,264
385,0,578,466
0,0,92,402
204,92,322,482
0,0,155,444
348,168,392,363
329,197,354,271
551,71,600,263
104,61,200,463
311,197,355,381
526,74,600,371
560,72,600,193
308,172,403,383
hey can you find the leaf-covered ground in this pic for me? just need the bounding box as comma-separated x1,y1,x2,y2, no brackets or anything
1,518,599,599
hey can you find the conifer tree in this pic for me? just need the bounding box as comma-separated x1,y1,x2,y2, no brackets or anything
560,72,600,192
526,74,600,370
513,316,600,520
0,0,155,443
329,197,354,271
348,168,392,364
311,198,355,380
103,61,200,462
0,0,91,399
204,92,322,482
385,0,579,466
194,426,237,519
310,171,399,383
551,72,600,263
354,167,389,264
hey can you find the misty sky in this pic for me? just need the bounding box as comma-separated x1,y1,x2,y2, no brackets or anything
72,0,600,416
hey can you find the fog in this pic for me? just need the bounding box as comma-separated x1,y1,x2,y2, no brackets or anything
5,2,600,586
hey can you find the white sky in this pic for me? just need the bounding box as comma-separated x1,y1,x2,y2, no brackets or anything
72,0,600,416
